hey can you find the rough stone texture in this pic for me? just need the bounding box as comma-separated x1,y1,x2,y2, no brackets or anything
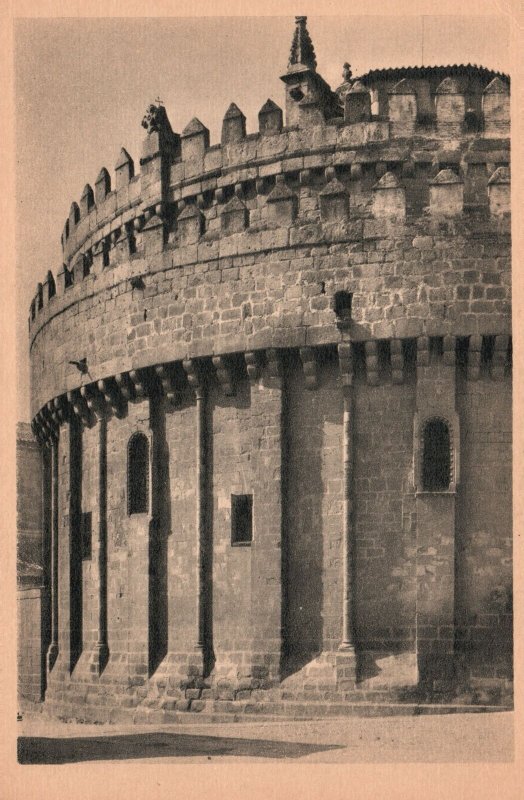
24,19,512,720
17,423,48,705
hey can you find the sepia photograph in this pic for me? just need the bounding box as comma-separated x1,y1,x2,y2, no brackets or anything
6,2,521,792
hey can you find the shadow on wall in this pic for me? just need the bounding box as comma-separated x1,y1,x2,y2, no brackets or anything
281,350,339,679
149,394,172,676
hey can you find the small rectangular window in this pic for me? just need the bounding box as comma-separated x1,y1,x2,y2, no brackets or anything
231,494,253,546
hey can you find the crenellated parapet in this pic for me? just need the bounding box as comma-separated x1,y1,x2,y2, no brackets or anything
28,15,511,427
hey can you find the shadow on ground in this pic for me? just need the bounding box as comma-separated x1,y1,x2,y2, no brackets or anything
18,733,343,764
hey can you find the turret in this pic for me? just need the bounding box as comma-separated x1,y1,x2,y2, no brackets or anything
280,16,340,127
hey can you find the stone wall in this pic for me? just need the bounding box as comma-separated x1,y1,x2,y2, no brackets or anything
26,19,512,716
17,423,48,704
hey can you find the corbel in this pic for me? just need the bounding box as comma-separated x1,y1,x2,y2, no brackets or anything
36,409,53,445
212,355,235,396
264,348,283,388
81,384,106,420
416,336,430,368
299,169,311,186
391,339,404,384
337,342,353,392
299,347,319,390
182,358,205,399
266,349,282,378
154,363,181,406
443,335,456,367
115,372,135,402
31,418,43,446
467,335,482,381
67,389,92,426
365,340,379,385
244,351,261,383
53,395,70,424
129,369,149,399
492,335,509,381
98,377,127,418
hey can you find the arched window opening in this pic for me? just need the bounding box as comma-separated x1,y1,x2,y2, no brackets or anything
128,433,149,515
422,418,451,491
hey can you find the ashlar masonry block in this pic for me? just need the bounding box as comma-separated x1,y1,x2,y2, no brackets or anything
319,178,348,223
372,172,406,218
115,148,135,190
483,77,510,136
177,205,205,245
388,79,417,137
488,166,510,216
344,80,371,123
429,169,464,216
258,99,283,136
436,78,466,137
220,195,249,234
95,168,111,205
221,103,246,145
181,118,210,162
266,176,296,226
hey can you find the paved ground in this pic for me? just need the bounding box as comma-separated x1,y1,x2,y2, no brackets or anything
17,710,514,763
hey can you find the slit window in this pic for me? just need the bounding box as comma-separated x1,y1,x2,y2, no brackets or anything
422,418,451,491
83,252,92,278
102,239,110,268
48,272,56,299
334,290,353,321
64,266,74,289
231,494,253,545
128,433,149,515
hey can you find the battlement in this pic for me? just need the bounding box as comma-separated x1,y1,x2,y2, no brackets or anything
30,74,510,325
28,16,511,419
29,16,510,327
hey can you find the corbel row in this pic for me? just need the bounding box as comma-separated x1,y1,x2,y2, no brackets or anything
31,335,512,443
466,334,511,381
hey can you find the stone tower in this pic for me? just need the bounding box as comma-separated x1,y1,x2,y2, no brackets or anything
26,17,511,721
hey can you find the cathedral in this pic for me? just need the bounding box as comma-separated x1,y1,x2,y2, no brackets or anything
18,17,512,721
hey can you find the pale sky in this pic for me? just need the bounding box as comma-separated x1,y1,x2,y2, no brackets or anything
15,15,510,420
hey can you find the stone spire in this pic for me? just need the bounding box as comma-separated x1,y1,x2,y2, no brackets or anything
288,15,317,72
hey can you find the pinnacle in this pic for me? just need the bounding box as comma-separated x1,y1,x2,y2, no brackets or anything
288,15,317,72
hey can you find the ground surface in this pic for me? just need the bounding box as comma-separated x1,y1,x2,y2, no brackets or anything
17,710,514,764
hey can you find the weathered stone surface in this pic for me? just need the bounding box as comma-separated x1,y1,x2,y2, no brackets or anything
25,18,512,722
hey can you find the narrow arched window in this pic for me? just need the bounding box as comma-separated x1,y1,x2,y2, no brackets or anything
128,433,149,514
422,418,451,491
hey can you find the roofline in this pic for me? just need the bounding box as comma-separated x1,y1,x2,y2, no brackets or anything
356,65,510,84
